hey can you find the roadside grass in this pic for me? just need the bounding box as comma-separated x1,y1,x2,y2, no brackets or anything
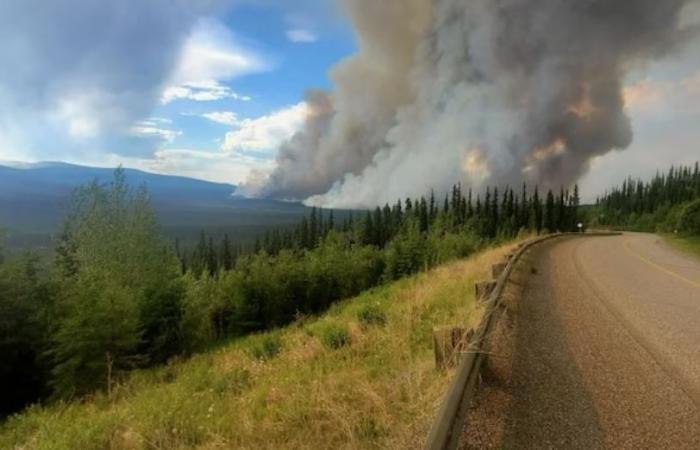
664,234,700,260
0,243,516,450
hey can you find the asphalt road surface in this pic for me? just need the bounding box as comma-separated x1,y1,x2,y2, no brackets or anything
461,233,700,449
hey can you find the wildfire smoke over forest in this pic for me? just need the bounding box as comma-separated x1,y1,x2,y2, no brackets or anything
242,0,697,208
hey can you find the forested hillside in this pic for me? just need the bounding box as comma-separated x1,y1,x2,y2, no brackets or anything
0,241,517,449
0,169,580,417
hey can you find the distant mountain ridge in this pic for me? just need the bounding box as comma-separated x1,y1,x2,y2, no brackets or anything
0,161,237,199
0,162,309,249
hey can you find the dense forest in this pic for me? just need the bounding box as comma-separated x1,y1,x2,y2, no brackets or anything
0,169,582,416
179,183,582,277
592,162,700,234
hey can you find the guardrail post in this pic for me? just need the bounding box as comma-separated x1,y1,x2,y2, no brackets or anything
475,281,496,303
492,262,507,279
425,233,622,450
433,327,473,371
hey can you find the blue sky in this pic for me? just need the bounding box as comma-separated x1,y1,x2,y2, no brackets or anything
129,1,357,184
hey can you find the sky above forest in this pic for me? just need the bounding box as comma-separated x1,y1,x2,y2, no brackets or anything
0,0,698,203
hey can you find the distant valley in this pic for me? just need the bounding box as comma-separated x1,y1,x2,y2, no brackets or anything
0,162,310,250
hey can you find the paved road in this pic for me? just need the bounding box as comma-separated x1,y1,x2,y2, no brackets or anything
462,233,700,449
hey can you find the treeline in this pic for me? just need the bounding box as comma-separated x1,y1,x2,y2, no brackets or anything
180,184,581,276
594,162,700,234
0,169,581,416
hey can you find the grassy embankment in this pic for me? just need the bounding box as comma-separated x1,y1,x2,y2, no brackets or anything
665,234,700,260
0,242,517,450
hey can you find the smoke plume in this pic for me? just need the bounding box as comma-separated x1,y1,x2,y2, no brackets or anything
246,0,697,207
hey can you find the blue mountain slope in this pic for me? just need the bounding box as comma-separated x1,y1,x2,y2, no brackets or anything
0,162,309,247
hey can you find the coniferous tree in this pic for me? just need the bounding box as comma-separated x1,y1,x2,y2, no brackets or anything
545,190,556,232
362,211,374,246
0,252,51,415
221,234,233,271
51,169,181,397
419,198,429,233
467,188,474,218
519,184,526,229
309,207,318,247
207,237,218,275
556,187,566,231
190,232,208,277
533,186,543,234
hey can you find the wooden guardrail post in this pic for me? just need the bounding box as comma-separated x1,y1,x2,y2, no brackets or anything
492,262,507,278
433,327,474,371
475,281,496,303
425,234,557,450
424,232,622,450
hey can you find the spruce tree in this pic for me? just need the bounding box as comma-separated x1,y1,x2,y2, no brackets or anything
207,237,218,275
221,234,233,271
545,190,556,232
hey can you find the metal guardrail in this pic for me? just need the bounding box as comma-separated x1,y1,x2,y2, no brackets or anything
424,232,621,450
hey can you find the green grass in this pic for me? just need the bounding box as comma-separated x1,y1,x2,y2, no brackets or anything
0,242,517,450
357,304,388,328
308,320,351,350
244,332,284,362
665,234,700,259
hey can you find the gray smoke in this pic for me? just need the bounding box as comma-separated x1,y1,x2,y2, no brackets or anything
246,0,697,207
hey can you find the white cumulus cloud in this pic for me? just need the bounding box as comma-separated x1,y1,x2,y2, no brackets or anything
201,111,239,126
128,121,182,144
162,18,267,104
222,102,308,153
122,148,275,186
286,29,318,43
162,81,252,103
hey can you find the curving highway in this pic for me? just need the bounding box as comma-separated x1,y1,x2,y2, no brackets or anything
462,233,700,449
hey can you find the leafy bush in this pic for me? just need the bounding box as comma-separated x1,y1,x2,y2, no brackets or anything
312,321,350,350
678,199,700,235
245,333,283,361
357,304,387,328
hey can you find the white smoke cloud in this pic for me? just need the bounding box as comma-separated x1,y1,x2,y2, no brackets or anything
248,0,697,208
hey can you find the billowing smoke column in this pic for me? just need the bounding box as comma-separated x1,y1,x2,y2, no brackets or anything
245,0,696,208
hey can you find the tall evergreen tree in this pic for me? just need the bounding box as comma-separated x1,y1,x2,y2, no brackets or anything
221,234,233,271
545,190,556,232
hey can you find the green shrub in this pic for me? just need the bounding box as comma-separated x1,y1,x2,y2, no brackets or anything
312,321,350,350
211,368,251,397
357,304,387,328
678,199,700,235
245,333,283,361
